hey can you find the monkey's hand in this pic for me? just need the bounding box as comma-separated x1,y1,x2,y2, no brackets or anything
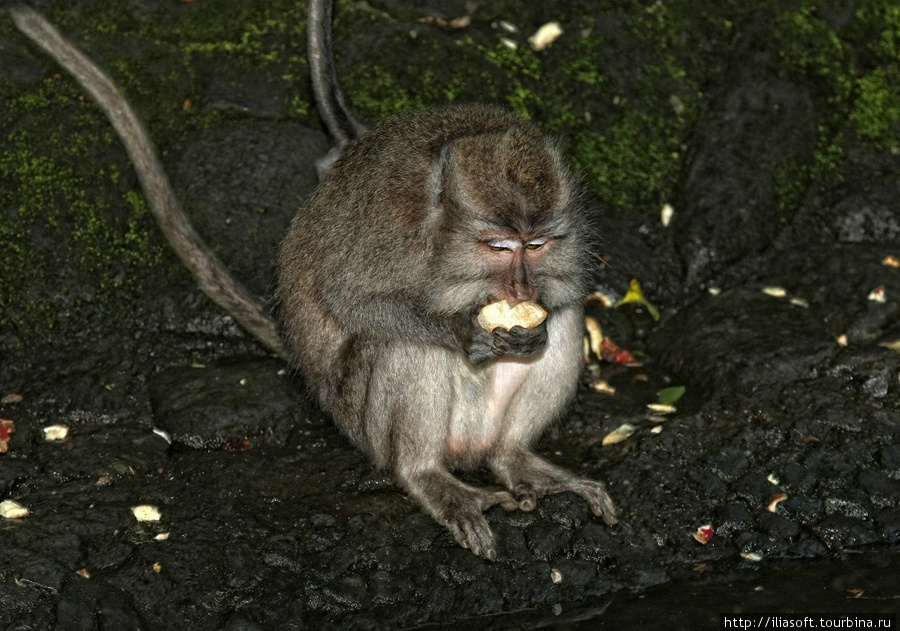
464,321,548,365
491,322,548,358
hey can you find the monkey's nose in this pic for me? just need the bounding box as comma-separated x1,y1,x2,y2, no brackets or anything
510,286,538,305
504,292,538,308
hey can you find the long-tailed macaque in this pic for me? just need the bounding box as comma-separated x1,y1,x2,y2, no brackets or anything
9,0,616,559
277,105,617,558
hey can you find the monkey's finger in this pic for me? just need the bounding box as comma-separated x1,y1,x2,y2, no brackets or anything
492,325,548,357
465,332,496,365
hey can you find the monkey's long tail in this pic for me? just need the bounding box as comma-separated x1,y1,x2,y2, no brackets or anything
308,0,367,148
10,6,288,359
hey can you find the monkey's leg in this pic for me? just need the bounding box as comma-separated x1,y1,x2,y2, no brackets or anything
488,305,617,524
369,345,515,559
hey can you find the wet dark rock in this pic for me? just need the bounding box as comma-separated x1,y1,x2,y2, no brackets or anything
56,597,94,631
590,209,671,309
387,512,441,552
707,450,750,481
759,511,800,540
535,493,591,529
551,559,598,591
778,462,817,490
627,563,669,590
222,542,261,588
491,561,551,605
373,544,415,572
718,502,754,534
734,530,780,558
846,305,900,345
170,122,328,297
148,356,305,449
94,599,142,631
650,289,835,395
672,73,817,285
223,618,264,631
732,473,781,506
834,182,900,244
689,466,728,500
857,469,900,500
321,575,369,611
525,521,572,561
780,496,824,523
861,368,893,399
880,444,900,471
570,522,616,564
490,520,529,559
199,58,293,118
459,578,505,616
370,0,472,20
873,508,900,540
791,532,830,558
814,516,879,549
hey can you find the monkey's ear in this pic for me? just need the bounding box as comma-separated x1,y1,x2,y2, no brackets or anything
429,144,455,209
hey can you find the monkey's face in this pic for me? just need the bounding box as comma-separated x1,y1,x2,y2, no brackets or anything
430,130,591,316
479,235,550,305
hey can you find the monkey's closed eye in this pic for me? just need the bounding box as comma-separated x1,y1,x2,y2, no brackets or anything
525,237,549,250
487,238,520,252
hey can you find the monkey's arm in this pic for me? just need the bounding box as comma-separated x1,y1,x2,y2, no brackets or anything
334,293,547,364
9,6,287,359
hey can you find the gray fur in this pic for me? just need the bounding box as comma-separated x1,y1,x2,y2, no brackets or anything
278,104,616,558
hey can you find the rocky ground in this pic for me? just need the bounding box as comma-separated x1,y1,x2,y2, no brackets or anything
1,1,898,629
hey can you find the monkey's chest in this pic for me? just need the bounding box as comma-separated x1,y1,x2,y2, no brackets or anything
445,359,532,461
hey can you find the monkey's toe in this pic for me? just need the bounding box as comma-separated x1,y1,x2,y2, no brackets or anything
445,513,497,560
579,481,617,525
511,485,538,512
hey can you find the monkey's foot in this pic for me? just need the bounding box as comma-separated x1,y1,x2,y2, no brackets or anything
400,469,516,560
490,451,618,525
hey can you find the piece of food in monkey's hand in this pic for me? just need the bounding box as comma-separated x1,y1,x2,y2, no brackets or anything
477,300,548,333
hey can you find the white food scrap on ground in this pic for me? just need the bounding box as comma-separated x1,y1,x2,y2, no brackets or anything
767,493,788,513
43,424,69,441
131,505,162,522
867,285,886,303
0,499,29,519
528,22,562,50
661,203,674,227
602,423,636,446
